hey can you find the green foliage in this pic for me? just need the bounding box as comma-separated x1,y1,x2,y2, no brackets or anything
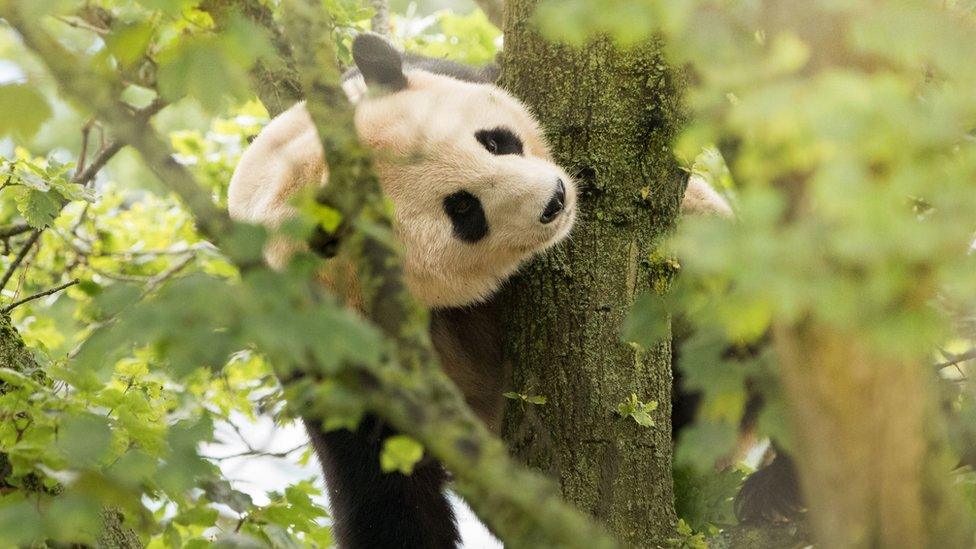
380,435,425,475
0,23,334,541
621,291,669,348
0,84,52,139
616,393,658,428
2,0,976,544
665,519,710,549
156,14,275,112
673,466,742,531
404,9,501,65
605,0,976,530
2,153,93,228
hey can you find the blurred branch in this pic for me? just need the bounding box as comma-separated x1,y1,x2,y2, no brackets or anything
0,223,30,239
199,0,303,117
370,0,390,36
935,348,976,371
54,14,108,35
0,230,41,293
474,0,504,28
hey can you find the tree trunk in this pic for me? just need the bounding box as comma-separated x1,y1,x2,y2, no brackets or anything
498,4,684,545
773,325,972,548
0,313,142,549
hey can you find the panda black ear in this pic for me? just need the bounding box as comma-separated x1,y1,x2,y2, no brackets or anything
352,33,407,92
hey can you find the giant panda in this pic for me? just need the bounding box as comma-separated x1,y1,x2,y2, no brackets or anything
229,33,576,549
230,32,794,549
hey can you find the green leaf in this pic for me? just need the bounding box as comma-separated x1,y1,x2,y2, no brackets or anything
616,393,658,428
260,524,304,549
380,435,424,475
57,413,112,468
622,292,670,348
174,504,219,527
156,16,271,112
0,84,52,138
0,498,44,546
105,21,155,68
46,493,102,544
138,0,195,16
203,478,254,514
503,391,547,405
675,421,738,472
50,178,94,203
12,187,61,228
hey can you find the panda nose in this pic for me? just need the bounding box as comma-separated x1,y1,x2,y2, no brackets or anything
540,179,566,224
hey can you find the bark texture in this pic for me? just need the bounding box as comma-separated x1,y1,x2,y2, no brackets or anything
499,3,685,545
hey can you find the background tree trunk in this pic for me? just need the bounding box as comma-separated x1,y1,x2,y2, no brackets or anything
498,3,684,545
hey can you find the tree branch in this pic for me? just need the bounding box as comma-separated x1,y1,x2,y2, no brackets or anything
370,0,391,37
2,278,78,314
0,223,30,239
0,230,41,293
198,0,303,117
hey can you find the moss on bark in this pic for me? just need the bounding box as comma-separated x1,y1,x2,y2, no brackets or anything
499,3,685,545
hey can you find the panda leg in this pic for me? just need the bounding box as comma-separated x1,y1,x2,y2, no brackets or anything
305,415,460,549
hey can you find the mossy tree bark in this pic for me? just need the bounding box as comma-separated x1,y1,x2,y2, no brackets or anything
499,2,684,545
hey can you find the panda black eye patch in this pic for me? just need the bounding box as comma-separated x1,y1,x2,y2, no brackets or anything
475,127,523,156
443,191,489,243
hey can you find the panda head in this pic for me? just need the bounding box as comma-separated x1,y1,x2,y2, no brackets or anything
343,34,577,307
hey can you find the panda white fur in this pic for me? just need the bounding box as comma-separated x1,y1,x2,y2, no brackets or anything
230,33,737,549
229,38,576,309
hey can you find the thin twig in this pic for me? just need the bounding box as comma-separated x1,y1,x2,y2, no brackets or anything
0,230,42,293
54,15,108,35
66,253,196,359
934,349,976,371
72,99,166,187
77,119,94,175
370,0,390,37
99,242,217,258
202,442,309,462
145,253,195,292
2,278,79,314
